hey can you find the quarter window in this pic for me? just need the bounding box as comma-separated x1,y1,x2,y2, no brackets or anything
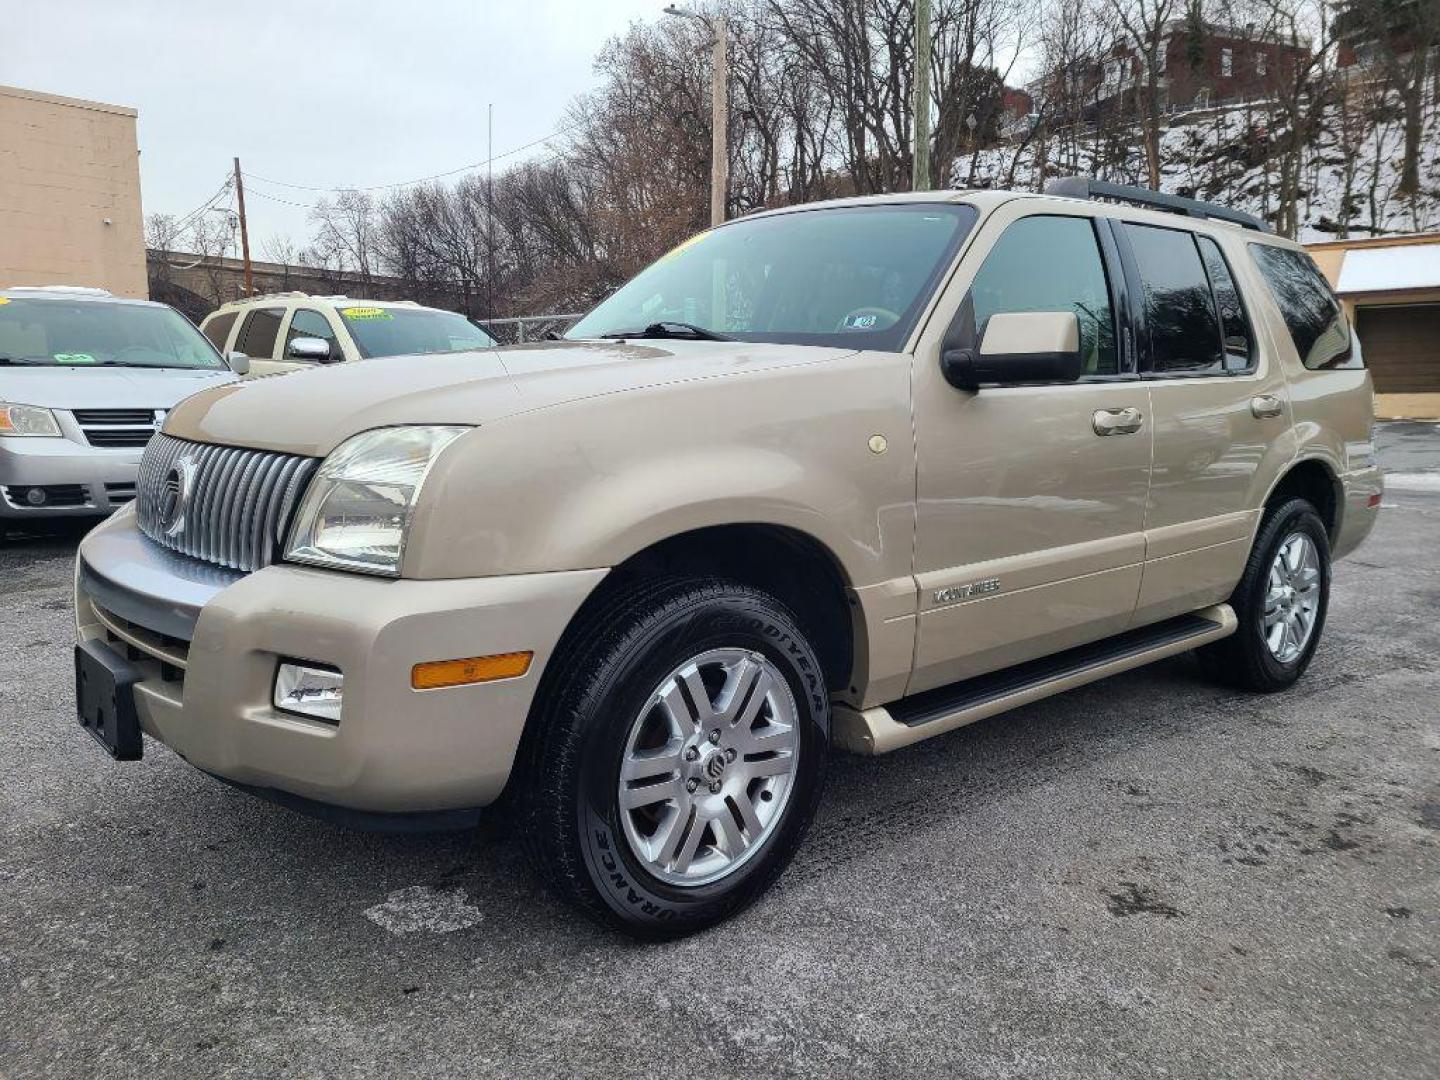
234,307,284,360
1249,244,1357,370
202,311,237,351
962,215,1119,376
1123,223,1225,375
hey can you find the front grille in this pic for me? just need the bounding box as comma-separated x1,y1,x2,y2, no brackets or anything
74,408,161,449
136,434,318,572
73,409,156,425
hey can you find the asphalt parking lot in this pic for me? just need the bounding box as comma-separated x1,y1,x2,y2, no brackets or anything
2,424,1437,1080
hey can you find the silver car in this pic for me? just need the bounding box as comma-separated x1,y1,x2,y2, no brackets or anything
0,286,239,519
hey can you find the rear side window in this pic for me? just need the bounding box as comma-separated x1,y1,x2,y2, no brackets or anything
1196,237,1254,373
234,308,284,360
1123,223,1224,375
962,215,1119,375
1249,244,1357,370
202,311,237,351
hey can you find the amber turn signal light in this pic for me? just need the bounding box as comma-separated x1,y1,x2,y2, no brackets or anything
411,651,533,690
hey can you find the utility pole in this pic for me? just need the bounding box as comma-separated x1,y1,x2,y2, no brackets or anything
232,157,253,296
709,17,728,226
912,0,933,191
664,5,728,226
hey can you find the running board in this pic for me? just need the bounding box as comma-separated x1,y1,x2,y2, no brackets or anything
833,604,1236,755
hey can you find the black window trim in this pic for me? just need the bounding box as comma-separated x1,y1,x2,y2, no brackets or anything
1195,234,1258,375
1112,219,1259,381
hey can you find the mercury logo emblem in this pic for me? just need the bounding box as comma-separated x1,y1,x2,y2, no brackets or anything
157,455,198,539
704,752,727,781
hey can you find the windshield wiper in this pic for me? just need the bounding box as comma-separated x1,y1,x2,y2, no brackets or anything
599,321,734,342
0,355,53,366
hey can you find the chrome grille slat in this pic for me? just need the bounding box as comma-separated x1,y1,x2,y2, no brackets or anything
135,434,318,573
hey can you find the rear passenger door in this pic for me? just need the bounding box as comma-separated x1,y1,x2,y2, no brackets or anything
1115,221,1295,626
231,306,287,377
910,207,1152,694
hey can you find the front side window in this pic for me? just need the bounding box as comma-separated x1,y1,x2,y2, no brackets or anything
959,214,1118,375
567,203,979,352
235,307,284,360
1123,223,1225,375
1249,244,1356,370
0,299,225,370
286,308,339,361
338,306,496,359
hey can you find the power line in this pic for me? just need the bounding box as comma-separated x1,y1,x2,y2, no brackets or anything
168,175,234,232
240,120,585,194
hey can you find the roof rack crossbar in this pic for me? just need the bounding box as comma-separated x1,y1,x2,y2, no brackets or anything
1044,176,1271,233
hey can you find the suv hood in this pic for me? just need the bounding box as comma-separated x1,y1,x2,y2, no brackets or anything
2,366,236,410
164,340,857,457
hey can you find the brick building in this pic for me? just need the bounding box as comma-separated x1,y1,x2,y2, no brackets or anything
1088,21,1312,119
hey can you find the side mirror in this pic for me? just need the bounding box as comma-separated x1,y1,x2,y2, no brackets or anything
226,351,251,376
287,337,336,363
941,311,1083,390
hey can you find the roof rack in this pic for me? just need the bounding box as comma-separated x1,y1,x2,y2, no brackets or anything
1044,176,1271,233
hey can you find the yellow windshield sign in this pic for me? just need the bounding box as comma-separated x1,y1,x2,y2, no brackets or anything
340,306,392,321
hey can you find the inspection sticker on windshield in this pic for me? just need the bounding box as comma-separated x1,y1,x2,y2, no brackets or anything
341,306,392,321
842,313,880,330
54,352,98,364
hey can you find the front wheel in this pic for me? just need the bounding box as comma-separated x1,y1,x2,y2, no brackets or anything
1197,497,1331,692
515,578,829,937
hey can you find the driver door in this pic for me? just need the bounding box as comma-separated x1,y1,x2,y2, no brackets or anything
908,206,1153,694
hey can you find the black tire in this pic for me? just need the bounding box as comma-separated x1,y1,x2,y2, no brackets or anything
514,577,829,938
1196,497,1331,692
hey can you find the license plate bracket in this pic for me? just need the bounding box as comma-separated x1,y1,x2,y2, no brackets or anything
75,638,143,761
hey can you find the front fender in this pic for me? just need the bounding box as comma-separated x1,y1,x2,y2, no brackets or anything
403,350,916,590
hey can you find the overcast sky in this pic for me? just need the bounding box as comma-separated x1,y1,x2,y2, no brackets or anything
8,0,665,254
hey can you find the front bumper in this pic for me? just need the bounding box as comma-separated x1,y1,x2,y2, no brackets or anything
75,507,606,814
0,436,141,517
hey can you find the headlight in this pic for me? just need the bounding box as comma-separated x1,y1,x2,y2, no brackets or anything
285,425,468,576
0,402,61,437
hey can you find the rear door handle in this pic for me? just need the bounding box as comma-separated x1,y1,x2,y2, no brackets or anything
1093,407,1144,436
1251,394,1284,419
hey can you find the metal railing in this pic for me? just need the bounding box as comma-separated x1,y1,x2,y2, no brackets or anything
476,313,584,344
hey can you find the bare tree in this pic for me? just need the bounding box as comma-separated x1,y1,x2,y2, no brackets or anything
1106,0,1180,189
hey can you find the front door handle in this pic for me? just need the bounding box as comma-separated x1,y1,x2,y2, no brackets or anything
1093,407,1144,436
1251,394,1284,419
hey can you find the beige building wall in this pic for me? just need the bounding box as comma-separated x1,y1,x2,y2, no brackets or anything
0,85,146,298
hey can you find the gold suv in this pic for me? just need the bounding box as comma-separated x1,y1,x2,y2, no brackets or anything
73,182,1381,936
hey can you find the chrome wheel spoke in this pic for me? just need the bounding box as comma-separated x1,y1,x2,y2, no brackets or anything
622,777,686,811
1261,531,1322,665
621,741,683,783
617,647,800,887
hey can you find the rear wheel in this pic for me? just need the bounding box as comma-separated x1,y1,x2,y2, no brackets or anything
1197,497,1330,692
515,578,829,937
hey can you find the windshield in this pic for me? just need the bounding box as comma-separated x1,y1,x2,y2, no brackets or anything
0,298,225,369
567,203,978,351
337,306,497,358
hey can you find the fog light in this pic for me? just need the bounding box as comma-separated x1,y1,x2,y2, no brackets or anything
274,662,343,724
